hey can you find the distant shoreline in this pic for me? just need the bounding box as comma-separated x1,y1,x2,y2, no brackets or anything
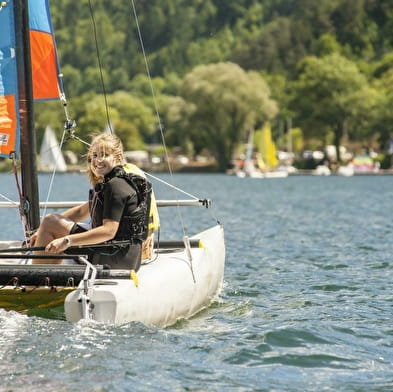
1,160,393,175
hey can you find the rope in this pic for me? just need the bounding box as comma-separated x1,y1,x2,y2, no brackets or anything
9,152,29,241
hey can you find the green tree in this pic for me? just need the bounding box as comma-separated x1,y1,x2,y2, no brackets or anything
313,33,342,56
109,91,156,150
61,91,155,153
291,53,379,161
180,62,278,170
372,68,393,156
158,95,195,153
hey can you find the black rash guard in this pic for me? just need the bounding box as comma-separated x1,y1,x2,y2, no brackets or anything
91,176,138,235
82,167,142,270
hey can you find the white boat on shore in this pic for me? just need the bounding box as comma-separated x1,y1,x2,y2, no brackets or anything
312,164,331,176
337,164,354,177
234,124,289,179
39,125,68,172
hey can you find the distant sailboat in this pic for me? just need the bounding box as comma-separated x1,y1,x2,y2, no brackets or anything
256,122,278,169
236,123,288,178
239,127,260,177
39,125,67,172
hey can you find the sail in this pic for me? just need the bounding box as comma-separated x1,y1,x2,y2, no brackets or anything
29,0,62,101
242,128,257,176
39,125,67,172
255,122,278,169
0,2,19,157
0,0,61,158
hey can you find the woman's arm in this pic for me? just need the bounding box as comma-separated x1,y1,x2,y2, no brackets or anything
30,202,90,248
62,202,89,222
68,219,119,245
45,219,119,253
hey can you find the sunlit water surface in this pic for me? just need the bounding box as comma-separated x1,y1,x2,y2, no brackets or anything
0,173,392,391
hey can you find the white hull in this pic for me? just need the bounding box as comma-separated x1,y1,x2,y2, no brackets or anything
0,225,224,327
64,225,225,327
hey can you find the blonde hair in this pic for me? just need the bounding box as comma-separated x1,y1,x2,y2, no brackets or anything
87,133,125,185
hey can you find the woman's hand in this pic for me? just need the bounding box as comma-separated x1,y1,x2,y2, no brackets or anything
45,237,70,253
29,232,38,247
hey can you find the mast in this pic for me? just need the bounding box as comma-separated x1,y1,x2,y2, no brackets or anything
14,0,40,232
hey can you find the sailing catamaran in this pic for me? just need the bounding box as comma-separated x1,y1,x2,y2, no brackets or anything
0,0,225,327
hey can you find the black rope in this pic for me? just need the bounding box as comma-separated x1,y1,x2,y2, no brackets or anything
0,277,19,289
9,151,30,239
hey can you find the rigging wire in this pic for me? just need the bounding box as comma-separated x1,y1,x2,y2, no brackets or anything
41,130,68,218
144,172,199,200
40,75,87,211
87,0,113,134
0,192,28,240
129,0,187,237
144,171,221,223
0,193,18,205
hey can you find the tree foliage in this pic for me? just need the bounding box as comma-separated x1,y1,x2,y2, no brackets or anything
31,0,393,169
180,62,277,170
291,54,380,160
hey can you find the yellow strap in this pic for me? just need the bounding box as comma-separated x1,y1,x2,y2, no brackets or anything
123,163,160,230
130,269,139,287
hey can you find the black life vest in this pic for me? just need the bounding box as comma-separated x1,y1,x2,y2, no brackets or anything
90,166,152,242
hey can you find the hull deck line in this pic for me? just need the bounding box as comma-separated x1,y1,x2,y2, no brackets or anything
0,225,225,326
0,264,135,286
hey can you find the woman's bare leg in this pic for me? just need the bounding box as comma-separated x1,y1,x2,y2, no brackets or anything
32,214,74,264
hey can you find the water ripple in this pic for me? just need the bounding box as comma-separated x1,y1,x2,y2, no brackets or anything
1,174,393,391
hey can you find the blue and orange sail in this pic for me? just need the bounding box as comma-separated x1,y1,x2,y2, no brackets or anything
0,0,61,158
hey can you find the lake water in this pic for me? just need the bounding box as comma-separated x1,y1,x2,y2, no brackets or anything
0,172,393,391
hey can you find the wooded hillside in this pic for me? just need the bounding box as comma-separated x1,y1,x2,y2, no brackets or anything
36,0,393,170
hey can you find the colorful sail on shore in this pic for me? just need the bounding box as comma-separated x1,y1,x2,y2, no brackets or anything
255,122,278,169
0,0,61,158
